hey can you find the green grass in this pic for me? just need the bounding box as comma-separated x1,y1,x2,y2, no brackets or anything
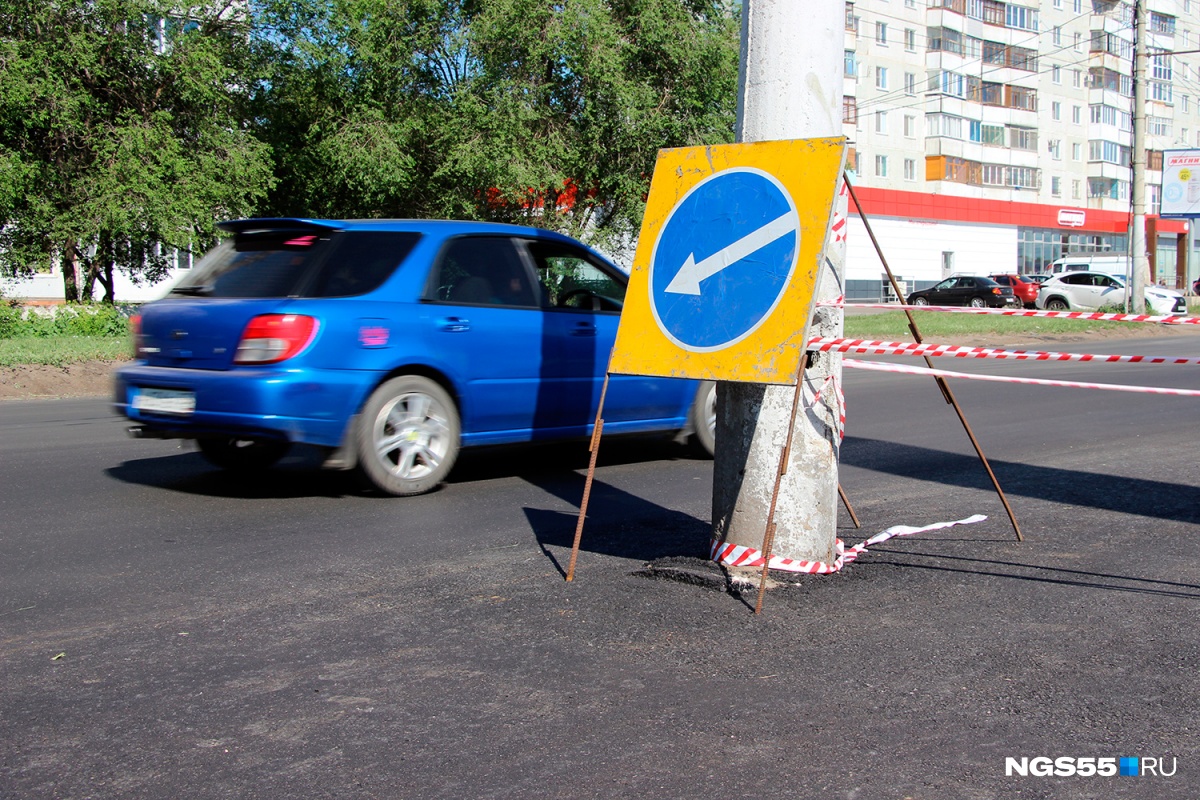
0,336,132,367
844,310,1157,340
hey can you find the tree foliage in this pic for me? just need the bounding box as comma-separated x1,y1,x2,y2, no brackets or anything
0,0,737,301
0,0,274,300
251,0,739,254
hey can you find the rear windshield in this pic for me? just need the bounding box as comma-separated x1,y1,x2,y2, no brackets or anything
171,230,420,298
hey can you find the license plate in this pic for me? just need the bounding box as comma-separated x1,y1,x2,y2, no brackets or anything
132,387,196,415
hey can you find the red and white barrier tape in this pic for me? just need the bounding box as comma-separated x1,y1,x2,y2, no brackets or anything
808,370,846,441
843,358,1200,397
810,337,1200,365
711,514,987,574
817,302,1200,325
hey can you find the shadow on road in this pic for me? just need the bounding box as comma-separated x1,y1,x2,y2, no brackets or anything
860,549,1200,600
842,435,1200,525
519,471,711,578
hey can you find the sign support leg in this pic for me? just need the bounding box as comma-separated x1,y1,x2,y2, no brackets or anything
566,371,612,582
843,173,1023,542
754,352,812,614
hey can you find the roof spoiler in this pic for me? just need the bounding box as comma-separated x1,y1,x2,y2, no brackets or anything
217,218,342,235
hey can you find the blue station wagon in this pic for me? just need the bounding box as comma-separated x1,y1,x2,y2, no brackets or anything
114,219,716,495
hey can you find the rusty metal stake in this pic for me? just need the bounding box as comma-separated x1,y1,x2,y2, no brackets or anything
843,173,1023,542
755,356,811,614
566,372,611,582
838,483,861,528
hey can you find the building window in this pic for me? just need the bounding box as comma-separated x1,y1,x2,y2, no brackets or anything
876,66,889,89
1051,176,1062,196
1074,32,1082,52
1010,127,1037,151
1072,142,1082,161
905,28,916,52
904,72,916,95
1048,139,1062,160
1005,5,1038,32
1052,65,1061,84
1072,106,1081,124
1151,13,1176,36
843,96,858,124
904,114,917,138
876,21,887,45
1052,26,1061,46
1148,116,1172,136
1072,179,1081,199
904,158,916,181
1073,0,1081,10
1052,101,1062,121
875,155,888,177
1073,69,1082,88
1184,95,1191,114
845,50,858,78
875,110,888,134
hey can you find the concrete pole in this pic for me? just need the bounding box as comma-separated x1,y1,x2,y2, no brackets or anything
712,0,844,564
1130,0,1149,312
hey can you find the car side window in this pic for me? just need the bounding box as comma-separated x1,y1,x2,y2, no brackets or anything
1063,274,1088,285
428,237,539,307
936,278,956,289
523,241,626,312
959,277,976,288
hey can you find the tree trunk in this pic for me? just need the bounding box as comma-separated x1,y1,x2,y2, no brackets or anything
61,240,80,302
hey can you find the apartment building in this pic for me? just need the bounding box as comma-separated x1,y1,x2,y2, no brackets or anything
842,0,1197,300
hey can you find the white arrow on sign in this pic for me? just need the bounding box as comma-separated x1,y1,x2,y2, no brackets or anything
664,211,798,295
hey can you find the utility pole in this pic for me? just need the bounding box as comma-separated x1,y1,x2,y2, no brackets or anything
1131,0,1149,312
712,0,844,564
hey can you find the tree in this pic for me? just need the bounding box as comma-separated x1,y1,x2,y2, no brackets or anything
0,0,274,301
250,0,739,256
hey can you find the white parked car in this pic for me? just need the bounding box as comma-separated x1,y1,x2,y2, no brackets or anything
1035,271,1186,316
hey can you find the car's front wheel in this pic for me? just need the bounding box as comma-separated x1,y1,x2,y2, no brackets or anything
689,380,717,457
356,375,460,496
912,296,930,306
197,437,290,472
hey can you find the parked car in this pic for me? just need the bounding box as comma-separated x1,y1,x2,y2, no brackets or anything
114,218,716,496
905,275,1020,308
1024,273,1052,285
988,273,1040,308
1035,271,1186,315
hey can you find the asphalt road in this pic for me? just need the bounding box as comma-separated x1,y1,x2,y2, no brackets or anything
3,334,1200,799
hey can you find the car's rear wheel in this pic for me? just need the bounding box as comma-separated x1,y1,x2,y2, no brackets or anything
969,296,986,308
912,296,929,306
197,437,290,472
357,375,459,496
689,380,717,457
1046,298,1069,311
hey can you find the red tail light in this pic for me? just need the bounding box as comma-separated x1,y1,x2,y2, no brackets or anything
992,287,1002,295
234,314,319,364
131,313,142,359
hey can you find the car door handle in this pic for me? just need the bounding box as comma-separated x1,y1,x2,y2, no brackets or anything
439,317,470,332
570,322,597,337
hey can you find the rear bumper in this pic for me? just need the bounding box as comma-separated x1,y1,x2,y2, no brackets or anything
113,363,371,447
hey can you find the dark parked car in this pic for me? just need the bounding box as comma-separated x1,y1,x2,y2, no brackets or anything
114,218,716,496
906,275,1020,308
988,273,1040,308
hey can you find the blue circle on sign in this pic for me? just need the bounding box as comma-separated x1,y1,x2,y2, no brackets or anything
649,167,798,352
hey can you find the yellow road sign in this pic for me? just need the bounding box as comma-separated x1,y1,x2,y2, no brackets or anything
610,137,845,385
